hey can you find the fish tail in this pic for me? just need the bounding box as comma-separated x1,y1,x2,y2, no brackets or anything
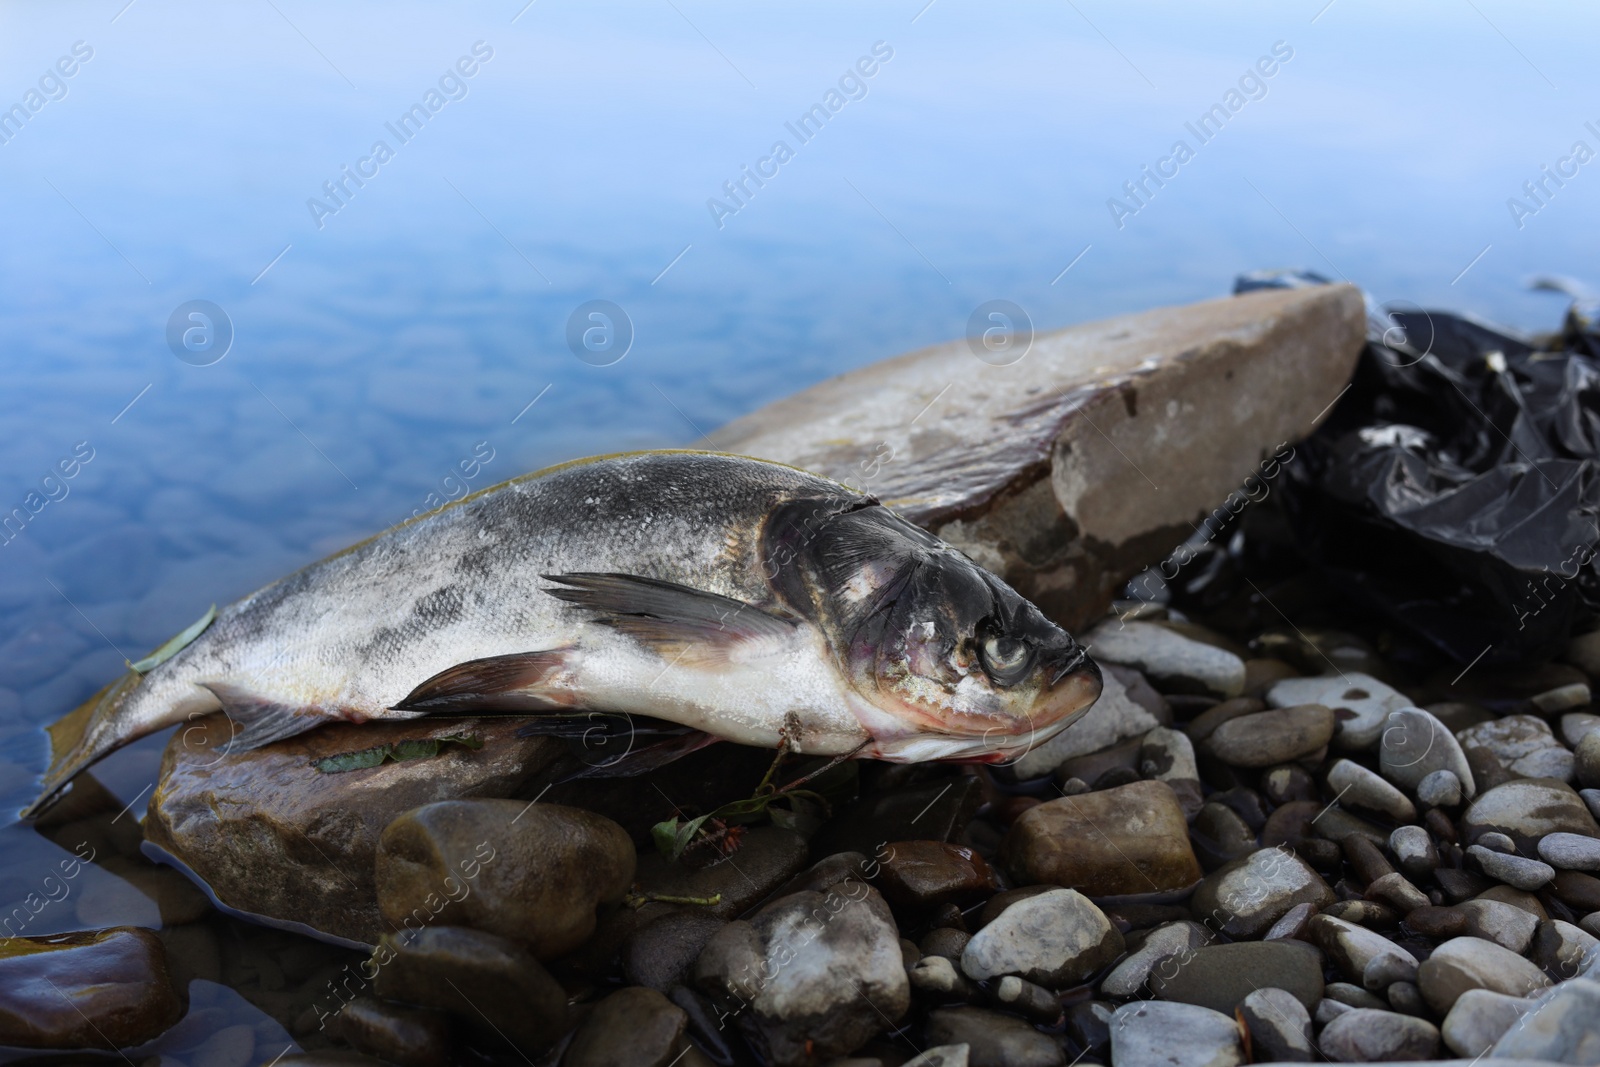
22,670,146,819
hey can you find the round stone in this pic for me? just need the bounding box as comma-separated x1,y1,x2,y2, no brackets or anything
960,888,1124,989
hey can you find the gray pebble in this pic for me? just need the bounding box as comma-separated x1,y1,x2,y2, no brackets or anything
1083,621,1245,699
1380,706,1476,797
1578,732,1600,790
1469,844,1556,890
1388,825,1438,881
1363,951,1419,992
1562,711,1600,747
1238,987,1312,1063
1539,831,1600,871
1326,759,1416,823
1582,788,1600,821
1529,919,1599,982
1417,768,1463,808
1385,980,1425,1016
1108,1001,1243,1067
1440,988,1531,1057
1477,831,1519,853
1531,681,1591,713
1491,977,1600,1061
1456,898,1539,955
1324,982,1388,1010
1319,1007,1439,1062
1098,920,1210,999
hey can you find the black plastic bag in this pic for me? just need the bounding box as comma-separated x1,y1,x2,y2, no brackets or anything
1236,270,1600,665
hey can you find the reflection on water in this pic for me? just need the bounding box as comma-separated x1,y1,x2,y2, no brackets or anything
1,0,1597,1055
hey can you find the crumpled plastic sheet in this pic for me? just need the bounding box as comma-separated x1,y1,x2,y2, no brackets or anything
1234,269,1600,665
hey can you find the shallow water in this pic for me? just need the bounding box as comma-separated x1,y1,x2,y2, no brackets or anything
1,0,1597,1058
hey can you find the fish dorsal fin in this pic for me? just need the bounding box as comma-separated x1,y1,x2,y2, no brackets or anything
394,649,575,714
542,572,796,666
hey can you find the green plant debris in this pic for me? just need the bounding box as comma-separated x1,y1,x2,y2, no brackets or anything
312,734,483,774
128,605,217,674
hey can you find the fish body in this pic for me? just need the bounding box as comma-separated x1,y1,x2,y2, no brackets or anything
25,451,1101,816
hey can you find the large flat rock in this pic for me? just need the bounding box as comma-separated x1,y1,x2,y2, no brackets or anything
716,285,1365,628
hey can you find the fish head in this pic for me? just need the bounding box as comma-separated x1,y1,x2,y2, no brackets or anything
777,504,1102,764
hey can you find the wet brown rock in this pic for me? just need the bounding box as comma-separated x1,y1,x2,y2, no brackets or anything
1000,780,1201,896
376,799,633,959
715,285,1366,628
331,998,450,1067
873,841,998,911
1550,869,1600,912
371,925,567,1055
144,714,565,944
1200,705,1335,768
623,912,728,992
0,927,182,1049
564,986,687,1067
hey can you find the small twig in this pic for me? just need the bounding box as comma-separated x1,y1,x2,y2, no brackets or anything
626,890,723,909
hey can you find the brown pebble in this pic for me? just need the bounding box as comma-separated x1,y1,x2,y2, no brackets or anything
874,841,998,910
1294,838,1344,873
1424,808,1457,845
1548,870,1600,913
1475,885,1548,920
1405,905,1467,939
990,796,1042,826
1343,836,1397,886
1367,872,1431,913
1262,801,1321,849
1209,787,1272,831
1434,867,1492,903
1261,764,1319,806
1186,697,1266,744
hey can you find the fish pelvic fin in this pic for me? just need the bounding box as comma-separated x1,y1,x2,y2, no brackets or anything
198,682,345,752
23,671,143,819
393,649,577,715
542,572,796,667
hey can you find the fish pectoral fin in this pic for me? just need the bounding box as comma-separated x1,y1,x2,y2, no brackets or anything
393,649,576,714
200,682,339,751
542,572,797,665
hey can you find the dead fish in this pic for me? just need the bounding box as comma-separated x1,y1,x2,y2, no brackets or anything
24,451,1101,817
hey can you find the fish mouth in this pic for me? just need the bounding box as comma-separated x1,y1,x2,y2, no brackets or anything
861,648,1104,764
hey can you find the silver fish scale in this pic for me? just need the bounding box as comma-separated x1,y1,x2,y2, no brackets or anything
130,452,860,720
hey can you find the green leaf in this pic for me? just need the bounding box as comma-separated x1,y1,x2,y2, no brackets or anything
128,605,217,674
312,733,482,774
651,817,682,857
312,746,391,773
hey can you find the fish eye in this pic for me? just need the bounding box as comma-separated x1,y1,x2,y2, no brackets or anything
980,632,1034,686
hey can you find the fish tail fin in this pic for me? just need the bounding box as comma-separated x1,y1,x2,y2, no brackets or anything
22,671,144,819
